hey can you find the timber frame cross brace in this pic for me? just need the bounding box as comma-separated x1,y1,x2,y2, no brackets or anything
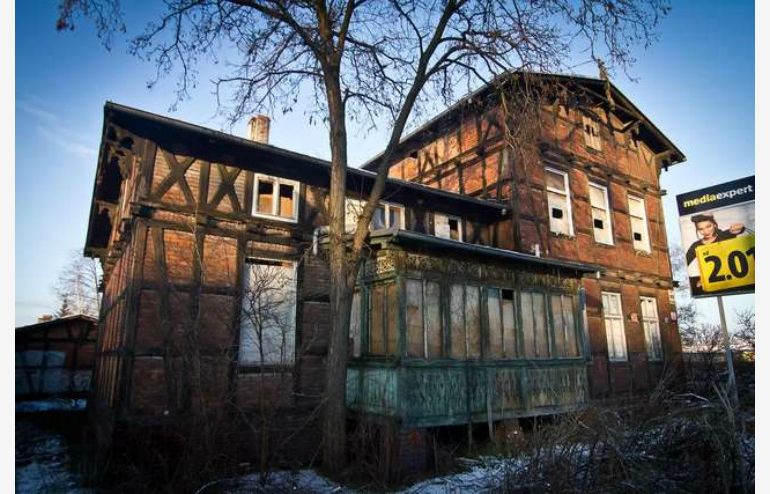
208,164,243,214
153,151,197,206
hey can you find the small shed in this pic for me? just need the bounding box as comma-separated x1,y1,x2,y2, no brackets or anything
16,315,98,399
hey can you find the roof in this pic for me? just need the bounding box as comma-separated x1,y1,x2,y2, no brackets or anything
361,71,686,171
105,102,508,216
16,314,98,334
358,228,603,274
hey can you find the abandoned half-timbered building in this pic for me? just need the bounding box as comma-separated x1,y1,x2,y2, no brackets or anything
85,72,685,468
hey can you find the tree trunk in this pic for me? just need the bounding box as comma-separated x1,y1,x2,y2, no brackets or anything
322,71,354,473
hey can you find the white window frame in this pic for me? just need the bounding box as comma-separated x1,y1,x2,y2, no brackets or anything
602,291,628,362
582,115,602,151
545,167,574,236
640,296,663,361
434,213,463,242
589,182,613,245
627,194,651,253
239,258,297,366
345,198,405,232
252,174,300,223
373,202,406,230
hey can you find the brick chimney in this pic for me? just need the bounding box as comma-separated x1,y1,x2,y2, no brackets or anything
248,115,271,144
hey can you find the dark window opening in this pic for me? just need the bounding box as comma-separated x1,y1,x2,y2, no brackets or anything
594,219,604,229
448,218,460,240
633,232,643,241
552,208,563,219
502,289,514,301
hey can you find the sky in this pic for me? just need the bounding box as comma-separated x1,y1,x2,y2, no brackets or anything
14,0,755,328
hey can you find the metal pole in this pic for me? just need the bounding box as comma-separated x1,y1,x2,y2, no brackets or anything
716,296,739,407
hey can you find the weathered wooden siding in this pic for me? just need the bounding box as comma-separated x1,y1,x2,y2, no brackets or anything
347,360,588,428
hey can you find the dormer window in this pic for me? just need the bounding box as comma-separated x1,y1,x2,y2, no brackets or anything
582,115,602,151
434,213,462,241
252,174,299,222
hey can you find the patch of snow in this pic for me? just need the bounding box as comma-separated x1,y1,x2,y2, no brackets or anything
16,398,87,413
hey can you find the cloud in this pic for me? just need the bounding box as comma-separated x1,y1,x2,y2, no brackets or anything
18,98,96,161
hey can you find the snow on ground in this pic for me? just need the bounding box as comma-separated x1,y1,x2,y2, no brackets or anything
16,398,87,414
15,415,92,493
195,457,524,493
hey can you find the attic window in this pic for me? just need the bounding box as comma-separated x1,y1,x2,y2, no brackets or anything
253,175,299,222
435,213,462,241
582,115,602,151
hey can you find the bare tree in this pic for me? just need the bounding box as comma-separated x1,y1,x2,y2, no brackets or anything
53,250,102,318
733,308,754,352
58,0,671,472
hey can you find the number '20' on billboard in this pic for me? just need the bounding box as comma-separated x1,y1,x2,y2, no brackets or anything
676,176,754,298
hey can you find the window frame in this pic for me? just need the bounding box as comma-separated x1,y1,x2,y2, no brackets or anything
582,115,602,151
345,198,406,232
627,194,651,253
601,291,628,362
373,201,406,230
545,167,574,236
588,182,614,245
640,296,663,361
238,257,298,368
251,174,300,223
434,213,463,242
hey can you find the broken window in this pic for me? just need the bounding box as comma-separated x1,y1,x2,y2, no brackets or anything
545,168,572,236
628,195,651,252
602,292,628,361
434,213,462,241
345,199,405,232
582,115,602,150
239,259,297,366
252,175,298,221
640,296,662,360
589,182,613,245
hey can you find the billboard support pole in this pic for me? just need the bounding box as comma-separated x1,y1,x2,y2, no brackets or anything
716,295,739,407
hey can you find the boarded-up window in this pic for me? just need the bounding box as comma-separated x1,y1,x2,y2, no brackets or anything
406,279,425,357
502,290,516,357
406,279,443,359
252,175,298,221
449,284,481,359
450,284,466,359
487,289,503,358
239,259,296,366
520,291,549,358
370,285,386,355
350,290,361,357
466,286,481,359
386,283,399,355
256,179,274,214
551,294,579,357
487,288,517,359
425,281,442,358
